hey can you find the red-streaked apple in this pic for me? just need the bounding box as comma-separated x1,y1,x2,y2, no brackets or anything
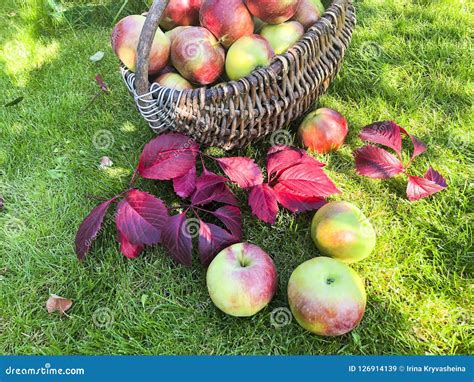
154,72,194,90
111,15,170,74
165,26,190,45
298,107,348,153
160,0,202,30
244,0,300,24
171,27,225,85
288,256,366,336
311,201,376,263
200,0,254,48
207,243,278,317
260,21,304,54
225,34,275,80
293,0,324,29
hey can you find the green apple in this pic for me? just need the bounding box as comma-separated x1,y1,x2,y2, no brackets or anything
311,201,376,263
288,257,366,336
225,34,275,81
206,243,278,317
260,21,304,55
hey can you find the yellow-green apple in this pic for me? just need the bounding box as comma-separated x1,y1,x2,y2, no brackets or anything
200,0,254,48
111,15,170,74
293,0,324,29
154,72,194,90
171,27,225,85
165,26,190,45
311,201,376,263
160,0,201,30
207,243,278,317
225,34,275,80
260,21,304,54
288,257,366,336
298,107,348,153
244,0,301,24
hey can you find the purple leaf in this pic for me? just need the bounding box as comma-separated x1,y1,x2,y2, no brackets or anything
248,184,279,224
273,183,327,212
161,212,193,266
277,162,341,197
75,199,114,260
210,205,242,239
216,157,263,188
359,121,402,153
173,166,197,199
400,127,427,160
138,133,199,180
406,167,447,201
191,171,238,206
95,74,110,93
115,189,169,246
117,232,143,259
354,145,405,179
267,145,325,180
425,166,447,187
198,221,239,266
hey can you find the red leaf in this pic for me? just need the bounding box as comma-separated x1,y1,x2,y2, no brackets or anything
248,184,279,224
46,295,73,314
198,221,239,266
95,74,110,93
138,133,199,180
400,127,427,160
273,183,327,212
210,205,242,239
117,232,143,259
75,199,114,260
354,145,405,179
267,145,324,180
191,171,238,206
161,212,193,266
277,163,340,197
173,166,197,199
216,157,263,188
406,167,447,201
359,121,402,153
115,190,168,246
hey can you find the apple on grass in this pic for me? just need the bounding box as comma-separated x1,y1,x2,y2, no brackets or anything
225,34,275,81
311,201,376,264
111,15,170,75
298,107,348,154
160,0,202,30
260,21,304,55
244,0,300,24
288,256,366,336
206,243,278,317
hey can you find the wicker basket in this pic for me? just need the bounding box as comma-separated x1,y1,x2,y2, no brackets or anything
121,0,356,150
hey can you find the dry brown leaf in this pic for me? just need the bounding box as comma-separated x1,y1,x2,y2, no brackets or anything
46,294,73,314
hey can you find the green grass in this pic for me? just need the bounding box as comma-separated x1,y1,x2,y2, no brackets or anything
0,0,472,355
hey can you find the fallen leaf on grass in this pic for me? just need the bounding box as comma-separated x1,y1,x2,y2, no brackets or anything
90,51,105,62
99,156,113,169
46,294,73,314
4,97,24,107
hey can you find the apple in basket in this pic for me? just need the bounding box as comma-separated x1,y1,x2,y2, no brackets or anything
154,72,194,90
160,0,202,30
171,27,225,85
244,0,300,24
288,257,367,336
294,0,325,29
200,0,254,48
260,21,305,55
207,243,278,317
111,15,170,74
165,26,190,45
225,34,275,81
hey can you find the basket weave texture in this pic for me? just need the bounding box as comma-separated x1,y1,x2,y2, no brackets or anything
122,0,356,150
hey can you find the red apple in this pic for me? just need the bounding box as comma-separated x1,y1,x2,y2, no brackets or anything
293,0,324,29
298,108,348,153
171,27,225,85
288,257,366,336
244,0,300,24
160,0,202,30
165,26,190,45
207,243,278,317
200,0,254,48
154,72,194,90
111,15,170,74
